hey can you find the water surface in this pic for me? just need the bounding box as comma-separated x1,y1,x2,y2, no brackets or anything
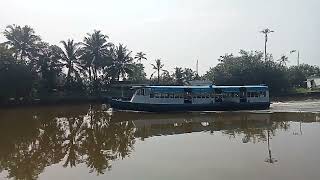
0,100,320,180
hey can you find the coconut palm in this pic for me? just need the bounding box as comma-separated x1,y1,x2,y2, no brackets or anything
151,59,165,84
107,44,134,81
82,30,112,82
59,39,81,85
277,55,289,66
134,52,147,62
36,43,64,90
174,67,184,85
3,24,41,62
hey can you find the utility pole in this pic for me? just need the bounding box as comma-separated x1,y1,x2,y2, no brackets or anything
290,50,300,66
260,28,274,62
196,59,199,76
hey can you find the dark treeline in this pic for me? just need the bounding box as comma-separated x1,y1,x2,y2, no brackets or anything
1,24,320,103
0,24,150,103
204,50,320,94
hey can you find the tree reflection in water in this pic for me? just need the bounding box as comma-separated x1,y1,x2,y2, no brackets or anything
0,107,318,179
0,105,136,179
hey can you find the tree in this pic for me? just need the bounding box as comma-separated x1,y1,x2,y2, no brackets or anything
161,70,174,85
0,44,33,100
151,59,165,84
107,44,134,81
277,55,289,66
288,64,320,87
173,67,184,85
59,39,81,86
3,24,41,63
82,30,112,82
183,68,196,82
127,63,147,83
204,50,290,94
134,52,147,62
36,43,64,93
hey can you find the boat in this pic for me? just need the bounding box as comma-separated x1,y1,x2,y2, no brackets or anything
110,85,270,112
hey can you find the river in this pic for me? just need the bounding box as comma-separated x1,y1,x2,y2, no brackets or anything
0,100,320,180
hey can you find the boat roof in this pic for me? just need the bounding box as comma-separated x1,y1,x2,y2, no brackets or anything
132,85,268,93
132,85,268,89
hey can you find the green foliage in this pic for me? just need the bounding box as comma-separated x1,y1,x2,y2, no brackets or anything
0,44,33,100
0,24,148,100
173,67,184,85
107,44,134,81
134,52,147,62
151,59,165,84
183,68,196,82
127,63,147,83
3,24,41,63
204,50,290,94
287,64,320,87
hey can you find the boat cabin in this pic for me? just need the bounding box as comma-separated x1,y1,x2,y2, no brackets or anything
130,85,269,104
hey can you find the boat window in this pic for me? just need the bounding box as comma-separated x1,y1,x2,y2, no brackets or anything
164,93,170,98
150,93,154,98
155,93,160,98
169,93,174,98
141,89,145,96
263,91,267,97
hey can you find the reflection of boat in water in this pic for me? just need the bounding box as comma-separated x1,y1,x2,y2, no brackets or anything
110,111,320,138
110,112,271,137
111,85,271,112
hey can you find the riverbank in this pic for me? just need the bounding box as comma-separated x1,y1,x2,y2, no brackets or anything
271,91,320,102
0,95,111,108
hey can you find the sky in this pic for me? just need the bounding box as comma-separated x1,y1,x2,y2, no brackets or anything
0,0,319,76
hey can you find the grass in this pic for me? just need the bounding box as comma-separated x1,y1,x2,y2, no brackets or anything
288,87,320,94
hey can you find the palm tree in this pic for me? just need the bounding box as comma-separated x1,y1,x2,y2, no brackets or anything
59,39,81,85
174,67,184,85
134,52,147,62
3,24,41,62
183,68,196,82
107,44,134,81
277,55,289,66
82,30,112,82
36,43,64,90
151,59,165,84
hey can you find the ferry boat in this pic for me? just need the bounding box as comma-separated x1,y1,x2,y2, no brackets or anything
110,85,270,112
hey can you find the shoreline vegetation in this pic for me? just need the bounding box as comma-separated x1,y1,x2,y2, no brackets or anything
1,24,320,107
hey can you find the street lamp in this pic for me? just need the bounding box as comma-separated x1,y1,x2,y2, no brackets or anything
290,50,300,66
260,28,274,62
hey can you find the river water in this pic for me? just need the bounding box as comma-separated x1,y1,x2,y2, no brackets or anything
0,100,320,180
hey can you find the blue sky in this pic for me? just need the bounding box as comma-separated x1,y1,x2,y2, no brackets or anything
1,0,319,75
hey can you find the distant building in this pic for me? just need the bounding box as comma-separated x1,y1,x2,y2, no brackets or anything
306,77,320,89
